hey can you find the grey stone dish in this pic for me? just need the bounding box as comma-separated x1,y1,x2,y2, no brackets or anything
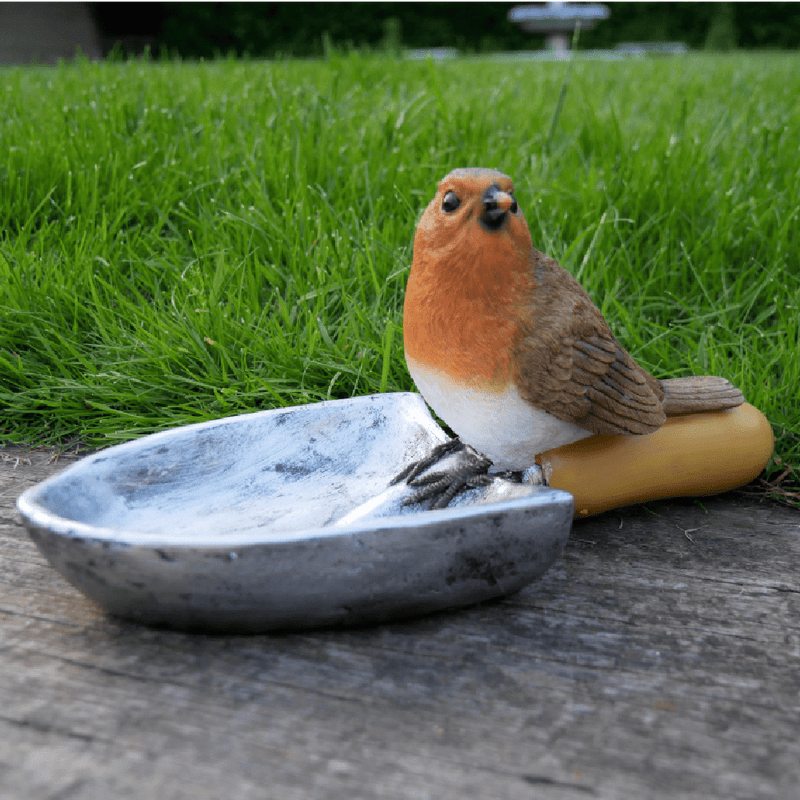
16,393,573,633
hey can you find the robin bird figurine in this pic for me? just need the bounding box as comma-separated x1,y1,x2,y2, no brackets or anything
392,168,744,508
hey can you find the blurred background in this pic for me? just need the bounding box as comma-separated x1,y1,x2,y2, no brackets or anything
1,1,799,65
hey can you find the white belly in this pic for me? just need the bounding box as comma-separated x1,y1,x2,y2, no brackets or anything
406,356,593,470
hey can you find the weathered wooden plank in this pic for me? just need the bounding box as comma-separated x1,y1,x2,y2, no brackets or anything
1,447,797,799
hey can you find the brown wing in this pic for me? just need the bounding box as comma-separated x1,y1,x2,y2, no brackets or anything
512,250,666,435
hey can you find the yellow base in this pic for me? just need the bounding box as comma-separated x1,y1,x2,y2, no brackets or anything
537,403,774,518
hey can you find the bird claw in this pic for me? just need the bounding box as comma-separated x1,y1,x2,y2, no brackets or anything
406,468,493,510
391,439,495,509
389,438,464,485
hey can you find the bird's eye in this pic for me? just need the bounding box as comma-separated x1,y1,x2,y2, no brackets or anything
509,197,518,213
441,191,461,213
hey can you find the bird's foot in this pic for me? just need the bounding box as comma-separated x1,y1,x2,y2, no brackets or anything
390,439,495,510
390,438,465,485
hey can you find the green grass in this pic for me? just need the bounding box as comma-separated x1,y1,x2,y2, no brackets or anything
1,52,798,498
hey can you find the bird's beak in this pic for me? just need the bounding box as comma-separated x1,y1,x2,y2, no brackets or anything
480,185,516,231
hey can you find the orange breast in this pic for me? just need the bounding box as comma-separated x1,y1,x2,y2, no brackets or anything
403,231,530,390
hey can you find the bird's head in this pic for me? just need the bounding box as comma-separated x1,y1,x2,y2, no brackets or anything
412,168,533,290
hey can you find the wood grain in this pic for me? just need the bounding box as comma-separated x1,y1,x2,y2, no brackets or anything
1,446,798,800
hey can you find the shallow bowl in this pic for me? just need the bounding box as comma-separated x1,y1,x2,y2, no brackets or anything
16,393,573,632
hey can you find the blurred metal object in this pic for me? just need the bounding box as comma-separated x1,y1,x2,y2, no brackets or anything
509,2,609,52
16,393,573,633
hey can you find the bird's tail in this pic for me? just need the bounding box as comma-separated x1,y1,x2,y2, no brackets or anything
660,376,744,416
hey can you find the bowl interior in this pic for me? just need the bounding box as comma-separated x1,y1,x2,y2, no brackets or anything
28,393,447,541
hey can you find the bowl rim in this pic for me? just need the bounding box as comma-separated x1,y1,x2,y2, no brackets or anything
17,479,574,549
14,392,574,549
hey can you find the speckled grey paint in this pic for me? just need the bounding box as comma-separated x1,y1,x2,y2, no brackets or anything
16,393,573,632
